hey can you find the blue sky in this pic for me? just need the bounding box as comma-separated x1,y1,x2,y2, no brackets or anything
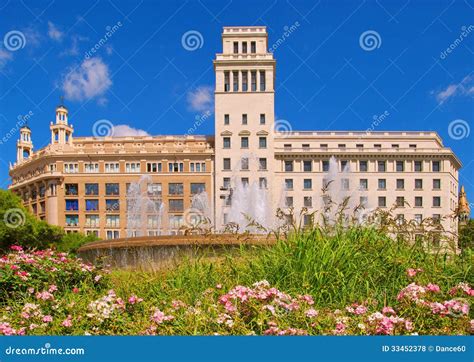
0,0,473,200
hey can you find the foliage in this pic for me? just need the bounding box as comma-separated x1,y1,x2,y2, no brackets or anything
55,232,100,254
0,190,63,251
459,219,474,251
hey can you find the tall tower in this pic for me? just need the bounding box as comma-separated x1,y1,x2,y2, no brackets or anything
214,26,276,229
458,186,470,226
50,101,73,145
16,125,33,163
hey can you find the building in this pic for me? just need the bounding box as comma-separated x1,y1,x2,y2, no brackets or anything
8,26,467,244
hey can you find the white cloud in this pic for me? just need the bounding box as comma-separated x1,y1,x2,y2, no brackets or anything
187,86,214,113
62,57,112,102
112,124,150,137
60,35,88,57
48,21,64,41
434,75,474,104
0,49,13,70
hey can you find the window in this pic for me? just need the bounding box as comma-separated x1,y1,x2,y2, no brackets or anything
392,144,399,149
65,215,78,227
241,157,249,170
284,144,292,149
126,162,140,173
322,161,329,172
106,200,119,212
242,114,247,125
285,179,293,190
85,183,98,196
241,137,249,148
341,179,349,191
233,41,238,53
85,163,99,173
64,163,78,173
285,196,293,207
304,196,312,207
223,178,231,189
396,179,405,190
414,214,423,225
359,161,368,172
85,215,100,228
359,179,368,191
106,215,120,228
303,160,312,172
224,71,230,92
260,114,266,125
191,183,205,195
415,179,423,190
242,41,247,53
320,144,328,149
251,71,257,91
433,179,441,190
147,215,160,229
259,137,267,149
241,177,249,186
223,137,231,149
242,71,248,91
105,163,120,173
433,197,441,207
302,144,310,150
190,162,206,172
396,161,404,172
169,162,184,173
251,41,256,53
396,214,405,225
169,215,184,229
303,179,312,190
410,144,417,148
224,114,230,125
233,71,239,92
341,160,348,171
169,183,184,195
147,162,162,173
396,197,405,207
65,200,78,211
378,179,386,190
147,183,162,196
432,214,441,224
259,177,267,189
284,161,293,172
378,197,386,207
374,144,382,149
105,183,119,196
414,161,423,172
169,199,184,212
65,184,78,196
415,197,423,207
85,199,99,211
106,230,120,240
259,71,266,91
377,161,386,172
259,158,267,170
223,158,231,170
432,161,440,172
360,196,368,207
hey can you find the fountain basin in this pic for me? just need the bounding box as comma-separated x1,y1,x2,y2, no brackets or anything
77,234,275,270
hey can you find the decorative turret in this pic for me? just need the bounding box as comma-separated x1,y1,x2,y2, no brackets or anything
16,124,33,163
458,186,470,226
50,97,73,145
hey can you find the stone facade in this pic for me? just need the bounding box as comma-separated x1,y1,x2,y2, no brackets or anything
8,26,465,242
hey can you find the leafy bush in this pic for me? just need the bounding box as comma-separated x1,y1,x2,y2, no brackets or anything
55,232,100,254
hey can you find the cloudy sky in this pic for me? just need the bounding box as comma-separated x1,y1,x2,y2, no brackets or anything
0,0,472,199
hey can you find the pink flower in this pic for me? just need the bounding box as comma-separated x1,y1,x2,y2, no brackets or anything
216,284,222,289
9,265,19,270
48,285,58,293
128,295,143,305
35,291,54,301
151,309,174,324
10,245,23,252
61,315,73,327
405,320,413,331
425,283,440,293
94,275,102,283
72,287,79,294
382,306,396,315
406,268,423,278
42,315,53,323
305,308,318,318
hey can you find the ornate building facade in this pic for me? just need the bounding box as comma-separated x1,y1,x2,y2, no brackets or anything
8,26,468,243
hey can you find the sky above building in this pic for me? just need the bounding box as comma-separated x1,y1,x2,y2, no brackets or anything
0,0,472,200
